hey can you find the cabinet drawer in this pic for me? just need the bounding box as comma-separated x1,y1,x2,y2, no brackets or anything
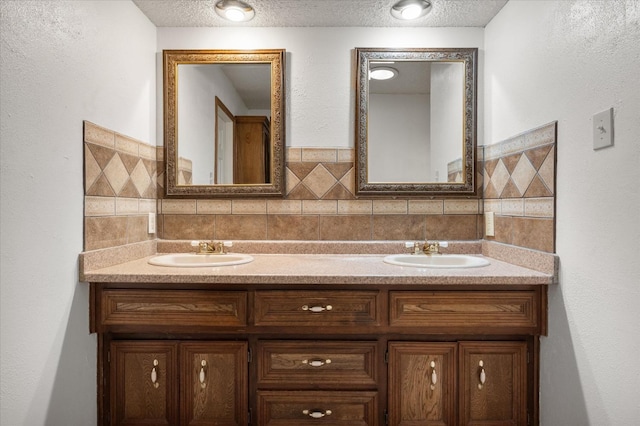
100,290,247,327
257,341,378,388
254,291,380,327
257,391,378,425
390,291,539,331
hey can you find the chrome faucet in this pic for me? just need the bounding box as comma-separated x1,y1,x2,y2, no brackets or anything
191,240,231,255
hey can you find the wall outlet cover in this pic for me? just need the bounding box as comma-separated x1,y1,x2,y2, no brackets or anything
484,211,495,237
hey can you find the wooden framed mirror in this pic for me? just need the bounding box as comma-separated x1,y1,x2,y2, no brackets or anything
164,49,285,197
355,47,478,196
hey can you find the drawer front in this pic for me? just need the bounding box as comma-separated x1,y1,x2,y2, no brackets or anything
257,341,378,388
100,290,247,327
254,291,380,327
257,391,378,426
390,291,539,331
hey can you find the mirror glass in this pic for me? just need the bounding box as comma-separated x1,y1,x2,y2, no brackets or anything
355,48,478,196
164,49,285,197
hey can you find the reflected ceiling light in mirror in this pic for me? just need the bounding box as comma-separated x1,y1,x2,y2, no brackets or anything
215,0,255,22
390,0,432,20
369,67,398,81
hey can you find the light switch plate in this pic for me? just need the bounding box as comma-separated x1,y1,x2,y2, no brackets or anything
593,108,614,150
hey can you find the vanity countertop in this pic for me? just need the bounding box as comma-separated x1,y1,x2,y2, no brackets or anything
81,252,554,286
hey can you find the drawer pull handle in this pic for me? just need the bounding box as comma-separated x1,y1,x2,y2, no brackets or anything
430,360,437,390
302,409,332,419
302,304,333,313
199,360,207,388
478,360,486,390
303,358,332,367
151,359,159,389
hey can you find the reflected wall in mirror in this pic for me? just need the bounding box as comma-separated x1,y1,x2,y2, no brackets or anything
164,49,285,197
355,48,478,196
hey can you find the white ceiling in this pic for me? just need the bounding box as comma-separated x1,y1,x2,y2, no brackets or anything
133,0,509,28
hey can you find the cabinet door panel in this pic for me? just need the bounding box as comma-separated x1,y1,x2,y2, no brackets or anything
460,341,527,425
110,341,178,426
180,342,248,426
257,391,378,425
388,342,457,426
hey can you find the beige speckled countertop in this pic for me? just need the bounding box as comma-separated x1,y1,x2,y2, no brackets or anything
80,240,557,286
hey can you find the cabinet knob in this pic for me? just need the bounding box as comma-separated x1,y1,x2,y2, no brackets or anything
302,358,332,367
302,409,332,419
301,304,332,313
478,360,486,390
151,359,159,389
199,360,207,388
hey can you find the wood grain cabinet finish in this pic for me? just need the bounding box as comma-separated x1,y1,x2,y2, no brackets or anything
460,341,527,425
254,290,380,327
387,342,457,425
256,341,378,389
110,341,247,426
257,390,378,425
100,290,247,330
390,291,540,333
91,284,546,425
110,341,179,426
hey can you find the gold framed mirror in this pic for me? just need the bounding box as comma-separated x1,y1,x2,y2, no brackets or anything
355,47,478,196
164,49,285,197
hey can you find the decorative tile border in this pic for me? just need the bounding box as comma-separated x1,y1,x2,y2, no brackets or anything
83,122,554,248
482,121,557,252
83,121,157,250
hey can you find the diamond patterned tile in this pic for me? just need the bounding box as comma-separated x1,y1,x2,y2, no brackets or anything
525,175,553,198
303,164,337,198
323,183,353,200
286,168,300,195
130,160,151,197
88,143,115,170
103,153,129,194
84,147,102,192
511,155,536,195
489,159,510,196
525,144,553,171
87,174,116,197
502,153,522,174
538,146,555,195
324,163,352,180
288,162,317,180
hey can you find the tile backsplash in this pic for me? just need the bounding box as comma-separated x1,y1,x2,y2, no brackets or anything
482,121,557,252
83,120,556,253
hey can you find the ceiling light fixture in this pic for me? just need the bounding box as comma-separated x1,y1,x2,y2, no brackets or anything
370,67,398,81
390,0,432,20
215,0,255,22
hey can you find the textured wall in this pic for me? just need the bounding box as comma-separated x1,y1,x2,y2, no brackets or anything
485,1,640,424
0,2,156,425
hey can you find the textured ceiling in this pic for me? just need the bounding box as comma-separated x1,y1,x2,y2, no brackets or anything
133,0,509,28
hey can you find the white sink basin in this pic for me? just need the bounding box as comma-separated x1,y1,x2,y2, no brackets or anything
148,253,254,267
383,254,490,269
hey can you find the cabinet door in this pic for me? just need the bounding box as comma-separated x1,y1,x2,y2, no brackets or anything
388,342,457,425
110,341,179,426
180,342,248,426
459,341,527,425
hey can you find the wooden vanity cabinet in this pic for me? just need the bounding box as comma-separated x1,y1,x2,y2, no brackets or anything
90,284,546,426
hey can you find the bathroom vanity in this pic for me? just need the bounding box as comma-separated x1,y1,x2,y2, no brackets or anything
82,243,554,426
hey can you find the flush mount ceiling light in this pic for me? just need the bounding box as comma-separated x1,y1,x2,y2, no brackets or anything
390,0,432,20
215,0,255,22
369,66,398,81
